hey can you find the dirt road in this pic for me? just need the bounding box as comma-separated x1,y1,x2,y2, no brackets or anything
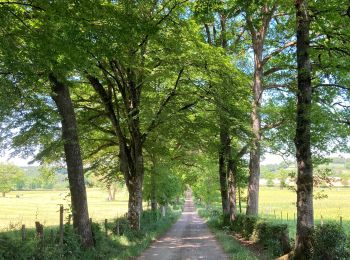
137,194,229,260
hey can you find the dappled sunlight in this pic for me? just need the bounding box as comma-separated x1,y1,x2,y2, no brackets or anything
138,195,229,260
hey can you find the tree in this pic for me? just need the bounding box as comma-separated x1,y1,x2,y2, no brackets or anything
294,0,314,257
194,0,251,218
49,74,94,247
0,163,24,197
0,3,94,247
38,164,56,189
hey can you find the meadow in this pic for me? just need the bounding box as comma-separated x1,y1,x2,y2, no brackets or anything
0,188,130,230
1,186,349,238
258,186,350,237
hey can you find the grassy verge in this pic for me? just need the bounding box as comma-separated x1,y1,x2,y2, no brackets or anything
197,206,260,260
0,204,182,260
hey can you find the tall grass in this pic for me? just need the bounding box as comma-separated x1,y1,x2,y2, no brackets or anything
0,205,182,259
197,206,261,260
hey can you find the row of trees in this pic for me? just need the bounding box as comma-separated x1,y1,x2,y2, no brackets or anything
0,164,58,195
0,0,349,257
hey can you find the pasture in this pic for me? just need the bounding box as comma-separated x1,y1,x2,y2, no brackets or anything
258,186,350,237
0,188,129,230
1,186,349,237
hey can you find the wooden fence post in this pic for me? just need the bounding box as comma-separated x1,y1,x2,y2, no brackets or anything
21,224,26,241
340,216,343,226
294,213,296,222
104,219,108,237
116,220,120,236
59,205,64,246
321,215,323,226
274,210,276,219
35,221,44,241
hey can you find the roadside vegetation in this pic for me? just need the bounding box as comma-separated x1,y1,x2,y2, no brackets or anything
0,202,183,259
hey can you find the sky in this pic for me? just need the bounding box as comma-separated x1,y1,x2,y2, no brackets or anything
2,152,349,167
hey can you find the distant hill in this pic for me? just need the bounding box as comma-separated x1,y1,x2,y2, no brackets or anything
20,166,41,177
261,157,350,178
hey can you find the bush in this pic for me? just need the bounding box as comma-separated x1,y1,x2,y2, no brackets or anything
230,214,258,240
312,223,350,260
243,215,258,239
256,222,291,256
230,214,245,233
0,234,35,259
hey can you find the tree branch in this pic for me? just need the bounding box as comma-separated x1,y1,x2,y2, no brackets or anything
142,67,184,142
0,2,45,11
262,41,296,65
313,83,349,91
261,119,286,131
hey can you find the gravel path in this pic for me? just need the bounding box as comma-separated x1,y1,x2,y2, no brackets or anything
137,194,229,260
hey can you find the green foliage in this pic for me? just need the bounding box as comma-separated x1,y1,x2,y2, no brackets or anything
0,206,182,260
143,163,183,206
312,223,350,260
0,163,25,196
256,222,291,256
191,158,221,207
229,214,258,240
38,164,57,189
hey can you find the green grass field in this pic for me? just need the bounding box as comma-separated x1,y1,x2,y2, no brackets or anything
0,188,130,231
1,186,349,239
258,186,350,237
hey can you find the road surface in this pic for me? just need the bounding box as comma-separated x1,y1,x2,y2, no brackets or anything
137,194,229,260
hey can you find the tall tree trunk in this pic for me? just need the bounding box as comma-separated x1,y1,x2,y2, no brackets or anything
218,13,231,216
2,192,5,197
246,63,262,215
108,187,113,201
111,184,116,200
294,0,314,258
150,164,157,211
119,133,144,230
245,4,275,216
49,74,93,247
88,74,144,231
126,173,143,229
203,13,231,216
238,186,242,213
227,149,236,222
219,120,230,215
108,184,116,201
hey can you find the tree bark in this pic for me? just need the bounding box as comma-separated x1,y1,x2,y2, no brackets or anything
219,120,230,215
204,13,231,216
294,0,314,258
245,4,275,215
238,186,242,213
49,74,93,247
227,149,236,222
2,192,5,197
108,184,116,201
111,185,116,200
150,165,157,211
246,54,263,215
